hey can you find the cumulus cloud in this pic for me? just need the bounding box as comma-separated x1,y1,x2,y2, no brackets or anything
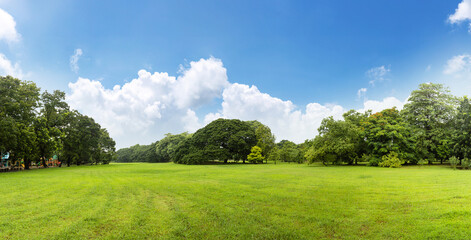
449,0,471,32
68,57,407,148
367,65,390,85
0,8,20,43
0,53,24,78
449,0,471,23
69,49,83,73
67,57,228,148
443,54,471,76
203,83,345,143
173,57,229,109
359,97,406,114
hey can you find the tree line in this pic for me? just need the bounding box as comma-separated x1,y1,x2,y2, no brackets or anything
117,82,471,167
116,119,310,164
306,83,469,167
0,76,116,169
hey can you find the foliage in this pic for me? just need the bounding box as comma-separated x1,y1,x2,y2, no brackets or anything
362,108,415,164
247,146,265,163
174,119,257,164
0,75,115,167
402,83,457,163
462,158,471,170
449,156,459,170
305,114,365,165
378,151,402,168
248,121,276,162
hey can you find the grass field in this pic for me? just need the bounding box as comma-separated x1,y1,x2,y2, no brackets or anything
1,163,471,239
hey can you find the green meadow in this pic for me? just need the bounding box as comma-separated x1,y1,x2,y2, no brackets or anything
1,163,471,239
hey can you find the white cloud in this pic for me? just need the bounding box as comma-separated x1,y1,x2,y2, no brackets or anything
357,88,367,98
443,54,471,76
0,53,24,78
0,8,20,43
367,65,390,85
68,57,407,148
173,57,229,109
359,97,406,114
449,0,471,24
69,49,83,73
203,83,345,143
67,57,228,148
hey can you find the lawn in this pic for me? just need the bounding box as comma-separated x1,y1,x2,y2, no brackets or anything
1,163,471,239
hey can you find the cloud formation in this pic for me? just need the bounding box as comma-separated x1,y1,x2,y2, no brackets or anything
67,57,228,148
69,49,83,73
444,54,471,76
449,0,471,23
449,0,471,32
0,8,20,43
367,65,390,85
203,83,346,143
0,53,24,78
68,57,406,148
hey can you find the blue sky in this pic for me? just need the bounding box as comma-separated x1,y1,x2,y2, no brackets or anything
1,0,471,148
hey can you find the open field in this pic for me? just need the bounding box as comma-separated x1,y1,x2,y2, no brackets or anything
1,163,471,239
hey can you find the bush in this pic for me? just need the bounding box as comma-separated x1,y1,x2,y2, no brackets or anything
449,156,459,170
364,154,380,166
247,146,264,164
462,158,471,170
379,152,402,168
418,159,427,167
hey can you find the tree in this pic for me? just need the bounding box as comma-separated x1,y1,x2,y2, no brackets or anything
362,108,414,165
278,140,302,163
175,119,257,164
155,132,191,162
248,121,276,162
0,76,41,169
305,116,362,165
247,146,264,164
452,97,471,164
402,83,457,164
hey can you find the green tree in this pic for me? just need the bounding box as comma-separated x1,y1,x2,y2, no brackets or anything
155,132,191,162
247,146,264,164
362,108,415,165
248,121,276,162
176,119,257,164
305,116,362,165
0,76,41,169
452,97,471,164
402,83,457,164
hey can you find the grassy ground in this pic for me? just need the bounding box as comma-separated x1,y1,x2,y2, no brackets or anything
1,163,471,239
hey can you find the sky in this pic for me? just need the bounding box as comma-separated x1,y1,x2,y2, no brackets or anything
1,0,471,149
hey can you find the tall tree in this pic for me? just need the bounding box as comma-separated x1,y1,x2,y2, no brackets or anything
452,97,471,163
176,119,257,164
402,83,457,164
362,108,415,165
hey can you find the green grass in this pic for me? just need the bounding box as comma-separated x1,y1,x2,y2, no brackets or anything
1,163,471,239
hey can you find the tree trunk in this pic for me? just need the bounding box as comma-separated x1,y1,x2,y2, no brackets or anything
42,158,47,168
24,159,30,170
224,159,228,164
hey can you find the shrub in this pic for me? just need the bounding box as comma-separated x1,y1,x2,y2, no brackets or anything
418,159,427,167
247,146,264,164
462,158,471,170
449,156,459,170
364,154,380,166
379,152,402,168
